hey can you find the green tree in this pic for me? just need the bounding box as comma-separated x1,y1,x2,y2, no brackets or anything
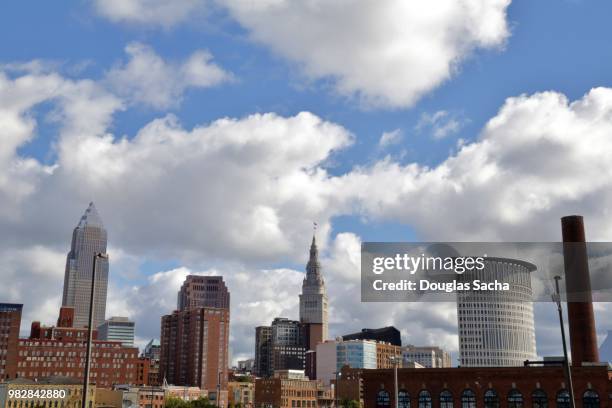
165,397,188,408
340,399,360,408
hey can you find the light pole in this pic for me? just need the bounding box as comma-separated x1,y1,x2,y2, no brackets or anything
82,252,108,408
334,371,341,408
553,276,576,408
388,356,399,408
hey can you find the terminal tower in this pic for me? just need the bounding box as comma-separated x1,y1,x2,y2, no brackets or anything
299,235,329,350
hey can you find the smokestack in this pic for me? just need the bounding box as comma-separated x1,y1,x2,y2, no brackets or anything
561,215,599,365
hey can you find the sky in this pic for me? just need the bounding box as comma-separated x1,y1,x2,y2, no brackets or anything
2,0,612,365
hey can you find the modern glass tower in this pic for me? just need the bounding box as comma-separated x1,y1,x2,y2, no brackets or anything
61,202,109,329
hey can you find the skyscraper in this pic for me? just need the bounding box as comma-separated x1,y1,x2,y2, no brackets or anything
177,275,230,311
254,326,273,378
98,316,135,347
299,236,328,350
61,202,109,329
457,257,537,367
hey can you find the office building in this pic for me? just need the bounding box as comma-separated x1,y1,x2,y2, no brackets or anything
254,326,273,377
342,326,401,347
98,316,135,347
457,257,537,367
143,339,161,386
315,341,337,385
376,342,402,369
61,202,109,328
0,304,22,381
160,307,229,393
336,340,377,371
237,358,255,373
228,381,254,407
177,275,230,311
402,345,452,368
299,236,329,350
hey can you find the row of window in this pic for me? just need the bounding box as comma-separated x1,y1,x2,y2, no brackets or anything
376,388,601,408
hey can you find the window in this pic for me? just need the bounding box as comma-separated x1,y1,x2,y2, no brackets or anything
556,390,570,408
531,389,547,408
439,390,453,408
484,389,499,408
507,390,523,408
398,390,410,408
377,390,390,407
461,389,476,408
582,390,599,408
418,390,432,408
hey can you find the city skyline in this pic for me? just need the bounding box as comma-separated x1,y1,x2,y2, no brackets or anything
3,0,612,369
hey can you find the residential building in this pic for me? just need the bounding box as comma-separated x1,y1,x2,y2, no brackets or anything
457,257,537,367
142,339,161,386
402,345,452,368
61,202,109,329
98,316,135,347
159,307,229,401
228,381,254,407
0,304,22,381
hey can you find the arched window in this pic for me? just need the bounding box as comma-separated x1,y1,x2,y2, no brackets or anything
530,389,547,408
376,390,390,407
398,390,410,408
439,390,453,408
556,390,570,408
418,390,432,408
507,389,523,408
484,389,499,408
583,390,600,408
461,389,476,408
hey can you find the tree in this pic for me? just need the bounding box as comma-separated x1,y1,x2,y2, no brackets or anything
340,399,360,408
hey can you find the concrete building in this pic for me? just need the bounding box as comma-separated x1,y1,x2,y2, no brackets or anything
457,257,537,367
177,275,230,311
254,370,333,408
0,376,96,408
0,304,22,381
159,305,229,403
299,236,329,351
237,358,255,373
6,307,146,388
315,341,337,385
402,345,452,368
98,316,135,347
342,326,401,347
254,326,273,378
62,202,109,329
336,340,377,371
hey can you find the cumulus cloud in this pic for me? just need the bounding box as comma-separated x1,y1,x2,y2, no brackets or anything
105,42,232,109
416,110,466,139
94,0,205,28
222,0,511,108
378,129,403,148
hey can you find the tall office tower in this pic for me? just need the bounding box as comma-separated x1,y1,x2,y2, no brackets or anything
0,304,22,381
457,257,537,367
270,318,306,373
98,316,135,347
177,275,230,311
299,236,328,350
61,202,109,328
254,326,273,378
402,345,452,368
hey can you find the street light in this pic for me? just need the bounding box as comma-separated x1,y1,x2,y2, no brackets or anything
334,371,342,408
552,276,576,408
82,252,108,408
388,356,399,408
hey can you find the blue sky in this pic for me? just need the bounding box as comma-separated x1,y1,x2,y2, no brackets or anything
2,0,612,362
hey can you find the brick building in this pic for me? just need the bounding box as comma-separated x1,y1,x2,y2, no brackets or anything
376,342,402,369
254,370,333,408
0,304,22,381
159,307,229,400
3,306,147,388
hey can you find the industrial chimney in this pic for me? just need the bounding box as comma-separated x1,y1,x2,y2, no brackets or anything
561,215,599,365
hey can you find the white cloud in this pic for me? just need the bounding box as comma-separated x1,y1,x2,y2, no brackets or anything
222,0,511,108
105,42,232,109
416,110,465,139
94,0,205,28
378,129,403,148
